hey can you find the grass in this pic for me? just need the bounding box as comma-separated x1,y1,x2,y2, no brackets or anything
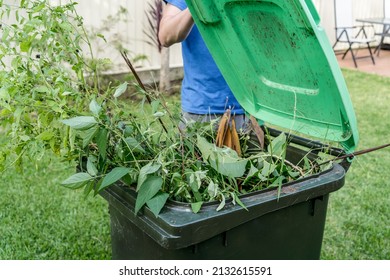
0,69,389,260
321,69,390,259
0,157,111,259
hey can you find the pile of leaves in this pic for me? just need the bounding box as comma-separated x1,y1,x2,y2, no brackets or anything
60,88,321,216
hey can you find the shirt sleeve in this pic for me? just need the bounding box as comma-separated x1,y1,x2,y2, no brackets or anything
163,0,187,11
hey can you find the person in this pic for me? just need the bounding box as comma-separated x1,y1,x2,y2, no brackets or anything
158,0,247,131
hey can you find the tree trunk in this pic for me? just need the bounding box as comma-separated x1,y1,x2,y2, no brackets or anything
159,47,171,93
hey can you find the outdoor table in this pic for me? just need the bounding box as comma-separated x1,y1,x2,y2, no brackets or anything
356,17,390,56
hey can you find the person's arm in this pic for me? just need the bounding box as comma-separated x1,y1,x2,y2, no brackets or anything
159,4,194,47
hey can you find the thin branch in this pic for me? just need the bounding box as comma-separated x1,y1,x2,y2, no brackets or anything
315,143,390,167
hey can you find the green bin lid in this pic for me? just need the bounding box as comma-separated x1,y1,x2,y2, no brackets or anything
185,0,359,152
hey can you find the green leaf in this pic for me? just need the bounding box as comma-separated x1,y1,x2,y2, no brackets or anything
270,176,286,201
89,99,102,116
61,116,98,130
86,157,98,176
61,173,93,189
98,167,131,192
124,137,145,154
210,153,248,178
32,3,45,13
216,195,226,211
19,135,30,142
197,135,247,177
113,82,128,98
188,170,207,193
191,202,203,214
151,100,160,113
137,162,161,191
207,181,218,199
34,86,49,93
153,112,165,118
36,131,54,141
268,133,287,157
123,126,133,137
1,28,10,43
243,162,259,184
20,40,31,52
261,160,276,177
83,181,95,199
287,169,300,179
146,192,169,217
80,125,99,148
96,33,107,42
0,87,10,101
59,22,73,31
303,156,312,172
197,135,214,160
231,193,248,211
96,128,108,160
135,176,163,214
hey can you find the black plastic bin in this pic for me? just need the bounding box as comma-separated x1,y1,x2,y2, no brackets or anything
100,133,350,260
99,0,359,260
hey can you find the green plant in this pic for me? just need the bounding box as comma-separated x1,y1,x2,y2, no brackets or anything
0,0,325,217
0,0,134,167
0,0,93,168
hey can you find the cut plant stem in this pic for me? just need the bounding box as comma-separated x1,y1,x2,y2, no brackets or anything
315,142,390,168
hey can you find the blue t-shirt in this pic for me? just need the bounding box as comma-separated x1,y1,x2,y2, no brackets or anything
163,0,244,115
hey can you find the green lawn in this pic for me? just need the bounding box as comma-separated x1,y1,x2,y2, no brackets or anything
0,69,389,260
321,69,390,259
0,158,111,259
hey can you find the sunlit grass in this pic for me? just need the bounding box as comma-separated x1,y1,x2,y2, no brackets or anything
0,157,111,260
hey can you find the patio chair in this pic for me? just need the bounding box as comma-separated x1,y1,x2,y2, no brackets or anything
374,0,390,56
332,0,376,67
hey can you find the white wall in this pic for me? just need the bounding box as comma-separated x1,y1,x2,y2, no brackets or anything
74,0,183,73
